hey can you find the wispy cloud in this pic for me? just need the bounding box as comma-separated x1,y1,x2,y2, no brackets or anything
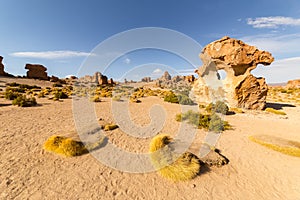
10,50,95,59
247,16,300,29
153,68,163,74
253,56,300,83
239,33,300,56
123,58,131,64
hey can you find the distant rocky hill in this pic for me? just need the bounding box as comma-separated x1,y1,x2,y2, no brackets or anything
286,79,300,88
78,72,115,85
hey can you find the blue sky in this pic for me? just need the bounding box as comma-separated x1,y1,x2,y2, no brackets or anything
0,0,300,83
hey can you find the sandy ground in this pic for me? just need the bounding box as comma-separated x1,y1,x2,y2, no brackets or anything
1,77,300,200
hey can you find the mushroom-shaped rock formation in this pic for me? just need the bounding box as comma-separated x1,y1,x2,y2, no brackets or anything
25,64,48,80
191,36,274,110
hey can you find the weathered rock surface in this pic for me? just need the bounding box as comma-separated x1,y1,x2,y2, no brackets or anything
50,75,60,82
184,75,196,83
0,56,5,76
79,72,114,85
287,79,300,88
25,64,48,80
161,71,171,81
141,77,152,82
191,36,274,110
201,149,229,167
155,71,195,90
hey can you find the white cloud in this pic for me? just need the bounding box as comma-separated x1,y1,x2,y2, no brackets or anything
123,58,131,64
153,68,163,74
239,33,300,55
10,50,95,59
247,16,300,29
252,56,300,83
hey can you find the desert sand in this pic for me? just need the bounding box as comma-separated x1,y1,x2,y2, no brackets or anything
1,77,300,200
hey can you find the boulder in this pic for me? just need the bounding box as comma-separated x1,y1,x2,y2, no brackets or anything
191,36,274,110
25,64,48,80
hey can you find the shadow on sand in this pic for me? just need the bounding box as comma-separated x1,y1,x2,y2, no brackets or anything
266,102,296,110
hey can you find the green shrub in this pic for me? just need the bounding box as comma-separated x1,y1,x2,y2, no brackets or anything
177,94,195,105
215,101,229,114
164,92,179,104
12,95,37,107
54,91,69,99
5,90,21,100
53,83,63,87
205,101,229,115
176,110,231,132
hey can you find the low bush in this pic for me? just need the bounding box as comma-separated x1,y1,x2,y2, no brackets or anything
12,95,37,107
205,101,229,115
54,91,69,99
4,90,21,100
177,94,195,105
176,110,231,132
164,92,179,104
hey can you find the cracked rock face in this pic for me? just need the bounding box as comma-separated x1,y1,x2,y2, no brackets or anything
191,36,274,110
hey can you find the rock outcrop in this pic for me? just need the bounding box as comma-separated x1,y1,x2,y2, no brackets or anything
191,36,274,110
286,79,300,88
0,56,5,76
155,71,195,93
25,64,48,80
79,72,114,85
161,71,171,81
50,75,60,82
184,75,196,83
141,77,152,82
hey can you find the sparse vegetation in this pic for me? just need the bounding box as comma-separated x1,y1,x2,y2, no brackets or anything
12,95,37,107
177,94,195,105
265,108,286,115
43,135,105,157
149,134,201,181
92,95,101,102
164,92,179,104
54,91,69,99
205,101,229,115
249,135,300,157
103,124,119,131
176,110,231,132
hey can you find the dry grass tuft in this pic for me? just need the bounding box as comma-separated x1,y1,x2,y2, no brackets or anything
249,135,300,157
265,108,286,115
149,134,201,181
43,135,105,157
103,124,119,131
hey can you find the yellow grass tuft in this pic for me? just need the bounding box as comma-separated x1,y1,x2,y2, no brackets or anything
265,108,286,115
149,134,201,181
229,107,244,114
103,124,119,131
43,135,105,157
249,135,300,157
